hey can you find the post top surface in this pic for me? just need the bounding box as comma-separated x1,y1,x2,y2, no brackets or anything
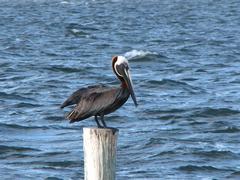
83,127,119,135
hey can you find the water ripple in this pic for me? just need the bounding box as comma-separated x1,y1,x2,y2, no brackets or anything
178,165,232,172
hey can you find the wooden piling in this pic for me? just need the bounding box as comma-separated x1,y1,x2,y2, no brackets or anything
83,127,118,180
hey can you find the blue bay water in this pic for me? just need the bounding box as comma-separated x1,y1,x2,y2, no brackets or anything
0,0,240,179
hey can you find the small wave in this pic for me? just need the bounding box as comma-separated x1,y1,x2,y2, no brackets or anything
0,145,40,154
41,160,80,168
193,108,240,118
60,1,70,4
189,121,207,125
41,151,70,156
181,77,199,82
2,153,31,159
147,79,189,86
8,160,80,168
0,92,34,101
67,28,90,37
45,115,65,121
160,115,182,120
195,69,208,73
0,123,50,130
65,23,98,37
228,171,240,178
143,79,203,93
45,177,64,180
192,150,237,158
150,151,176,158
66,23,98,31
144,137,168,147
14,102,42,108
178,165,228,172
0,62,11,67
47,66,87,74
146,108,186,115
211,126,240,133
124,49,166,61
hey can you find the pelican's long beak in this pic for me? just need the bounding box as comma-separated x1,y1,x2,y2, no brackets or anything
122,67,138,107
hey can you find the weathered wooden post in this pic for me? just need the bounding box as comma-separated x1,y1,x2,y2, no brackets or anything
83,127,118,180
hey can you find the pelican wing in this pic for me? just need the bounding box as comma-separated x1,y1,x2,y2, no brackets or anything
66,88,120,123
60,84,108,109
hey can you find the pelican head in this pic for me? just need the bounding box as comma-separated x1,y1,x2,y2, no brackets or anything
112,56,138,107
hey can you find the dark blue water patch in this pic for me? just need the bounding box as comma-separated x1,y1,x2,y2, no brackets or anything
40,49,61,57
192,150,238,159
189,120,208,125
46,66,89,74
9,160,82,168
144,137,171,148
0,92,35,101
0,123,50,130
192,108,240,118
14,102,42,108
205,63,231,69
39,151,70,157
1,153,31,160
211,120,230,127
150,150,176,158
95,43,111,50
142,79,204,94
181,77,199,82
0,75,28,81
159,115,183,121
195,68,208,73
66,23,99,32
45,79,70,85
0,145,40,154
144,108,187,116
210,126,240,133
128,169,159,179
45,115,66,122
0,62,11,68
44,160,81,168
227,171,240,179
178,165,233,173
45,177,64,180
178,46,200,57
230,78,240,84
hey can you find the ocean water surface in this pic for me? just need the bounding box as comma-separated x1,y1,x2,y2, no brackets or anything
1,0,240,179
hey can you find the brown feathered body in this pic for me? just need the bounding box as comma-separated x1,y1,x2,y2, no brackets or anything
61,84,130,123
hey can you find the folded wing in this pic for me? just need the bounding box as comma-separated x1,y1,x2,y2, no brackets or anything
67,88,119,123
60,84,108,109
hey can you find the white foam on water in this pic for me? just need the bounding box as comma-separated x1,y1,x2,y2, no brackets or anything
71,28,80,34
60,1,69,4
124,49,158,60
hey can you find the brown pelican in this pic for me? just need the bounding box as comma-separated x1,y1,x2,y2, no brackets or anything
61,56,137,128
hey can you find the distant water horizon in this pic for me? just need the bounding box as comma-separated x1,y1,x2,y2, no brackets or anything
1,0,240,179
